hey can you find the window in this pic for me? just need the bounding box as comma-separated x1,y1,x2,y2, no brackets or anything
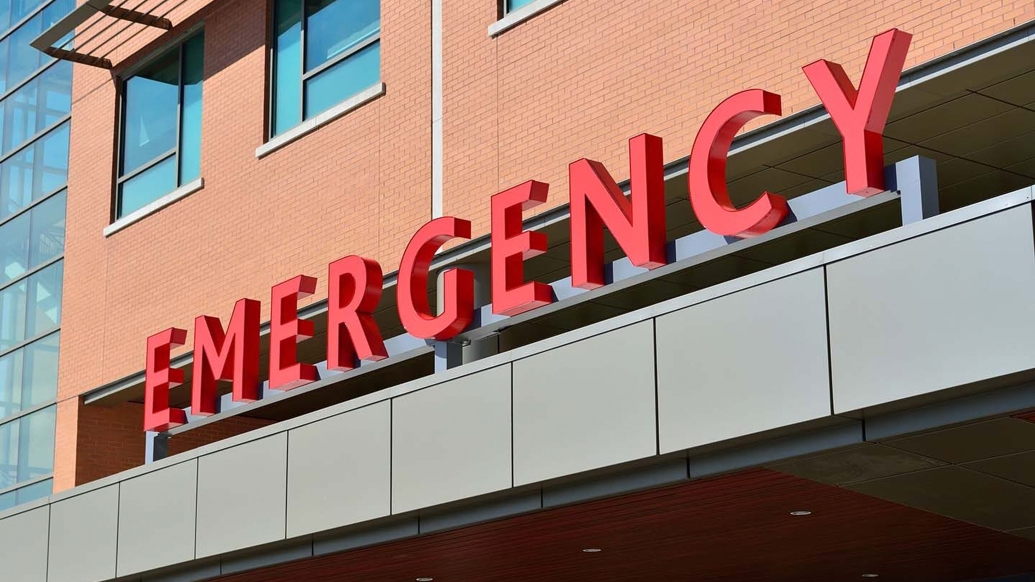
116,32,204,219
504,0,536,12
0,406,55,490
0,60,72,157
0,189,65,285
0,477,51,511
0,120,68,220
0,0,72,93
271,0,380,137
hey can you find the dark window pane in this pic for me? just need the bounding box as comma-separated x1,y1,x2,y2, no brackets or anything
272,0,302,135
121,51,179,175
304,0,379,73
304,40,378,119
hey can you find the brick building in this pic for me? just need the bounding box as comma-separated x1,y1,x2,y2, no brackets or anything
2,0,1035,580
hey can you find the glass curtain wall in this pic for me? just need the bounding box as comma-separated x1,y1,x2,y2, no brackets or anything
0,0,73,511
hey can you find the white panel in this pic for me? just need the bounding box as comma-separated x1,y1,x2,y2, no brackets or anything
117,460,198,576
0,507,49,582
49,486,119,582
287,402,392,537
196,434,288,558
657,269,832,454
392,365,512,513
512,321,657,486
828,205,1035,412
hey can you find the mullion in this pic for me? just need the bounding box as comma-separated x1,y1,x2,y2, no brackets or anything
116,148,176,185
300,31,379,82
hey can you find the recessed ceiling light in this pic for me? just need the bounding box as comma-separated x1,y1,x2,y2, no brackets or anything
789,510,812,516
582,548,602,553
416,578,434,581
862,575,879,578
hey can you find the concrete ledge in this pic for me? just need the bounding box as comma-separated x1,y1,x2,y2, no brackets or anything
256,83,385,159
488,0,568,37
104,178,204,237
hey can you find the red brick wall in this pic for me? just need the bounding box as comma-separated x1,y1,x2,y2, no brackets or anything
56,0,1035,491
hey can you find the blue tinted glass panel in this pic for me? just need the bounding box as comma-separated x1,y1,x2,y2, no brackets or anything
0,13,45,94
0,60,72,157
0,406,52,488
506,0,535,11
27,189,64,267
118,155,176,218
179,34,203,183
0,211,29,284
0,279,26,348
0,488,12,511
15,477,50,503
304,0,379,72
0,190,63,286
121,51,179,175
0,0,48,36
0,122,69,220
303,41,378,119
0,332,59,419
272,0,302,135
25,260,61,337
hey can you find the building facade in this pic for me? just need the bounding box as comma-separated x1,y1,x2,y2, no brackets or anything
2,0,1035,580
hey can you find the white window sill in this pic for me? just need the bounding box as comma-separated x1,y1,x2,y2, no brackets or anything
103,178,205,238
256,82,386,159
488,0,569,37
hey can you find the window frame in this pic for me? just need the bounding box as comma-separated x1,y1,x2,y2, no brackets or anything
113,29,203,222
267,0,381,140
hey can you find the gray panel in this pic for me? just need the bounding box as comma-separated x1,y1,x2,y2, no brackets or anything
392,365,512,514
420,491,541,533
0,507,49,582
287,401,391,537
964,450,1035,487
313,518,418,556
884,418,1035,464
657,269,832,454
196,434,288,558
847,466,1035,531
769,442,945,486
512,321,657,486
118,460,198,576
828,205,1035,413
542,459,688,508
49,485,119,582
219,539,312,575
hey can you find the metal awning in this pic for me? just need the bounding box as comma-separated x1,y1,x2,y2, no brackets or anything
30,0,178,69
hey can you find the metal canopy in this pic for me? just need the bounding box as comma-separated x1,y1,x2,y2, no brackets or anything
30,0,177,69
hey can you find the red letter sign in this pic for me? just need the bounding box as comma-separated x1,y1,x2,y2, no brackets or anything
328,255,387,370
144,328,187,432
269,275,318,391
398,217,474,340
804,29,911,196
491,181,552,316
570,134,666,289
192,298,261,415
689,89,788,237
